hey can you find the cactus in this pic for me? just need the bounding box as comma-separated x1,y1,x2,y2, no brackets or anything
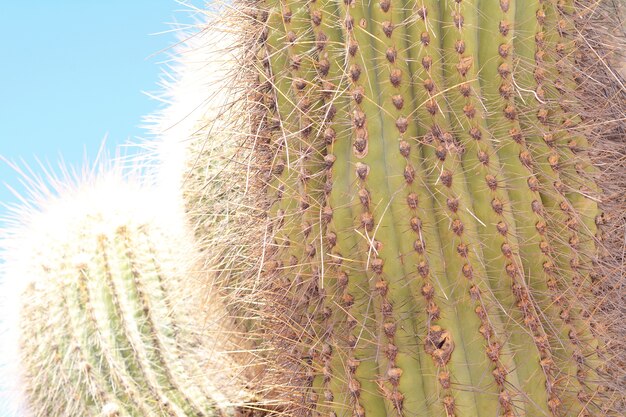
2,1,624,416
0,168,255,417
191,0,625,416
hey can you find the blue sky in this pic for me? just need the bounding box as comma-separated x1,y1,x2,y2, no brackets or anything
0,1,201,415
0,0,201,220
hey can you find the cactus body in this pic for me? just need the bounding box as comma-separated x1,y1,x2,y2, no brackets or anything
1,172,253,417
218,0,625,415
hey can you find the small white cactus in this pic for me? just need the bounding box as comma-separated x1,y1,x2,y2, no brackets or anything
0,162,255,416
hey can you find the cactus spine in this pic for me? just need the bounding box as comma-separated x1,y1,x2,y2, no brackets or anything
229,0,623,415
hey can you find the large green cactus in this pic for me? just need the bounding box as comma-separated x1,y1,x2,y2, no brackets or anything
217,0,625,415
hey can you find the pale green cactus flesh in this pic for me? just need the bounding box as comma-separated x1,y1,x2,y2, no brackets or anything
245,0,611,415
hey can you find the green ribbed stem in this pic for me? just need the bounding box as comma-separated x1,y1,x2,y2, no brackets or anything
250,0,611,416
